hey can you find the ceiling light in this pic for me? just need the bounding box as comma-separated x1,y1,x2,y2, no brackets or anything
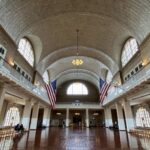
93,113,99,116
72,59,83,66
72,29,83,66
75,113,80,115
56,112,62,115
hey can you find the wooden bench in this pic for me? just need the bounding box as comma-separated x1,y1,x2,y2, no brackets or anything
130,128,150,138
0,126,15,138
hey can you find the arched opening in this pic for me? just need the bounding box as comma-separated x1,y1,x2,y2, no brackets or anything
121,38,139,67
135,107,150,127
4,106,20,126
67,82,88,95
18,38,34,66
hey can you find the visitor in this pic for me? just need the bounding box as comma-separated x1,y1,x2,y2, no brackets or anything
14,123,24,133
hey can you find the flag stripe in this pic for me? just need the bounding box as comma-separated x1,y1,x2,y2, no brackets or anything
45,84,55,107
50,83,56,106
100,83,108,99
45,80,56,108
99,78,110,104
100,84,110,103
47,84,55,107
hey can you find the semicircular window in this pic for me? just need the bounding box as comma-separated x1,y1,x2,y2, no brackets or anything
121,38,139,67
67,82,88,95
18,38,34,66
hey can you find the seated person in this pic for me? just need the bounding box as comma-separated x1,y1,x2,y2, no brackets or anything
14,123,20,132
14,123,24,133
19,124,24,133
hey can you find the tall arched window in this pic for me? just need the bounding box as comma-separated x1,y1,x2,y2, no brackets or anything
4,106,20,126
135,107,150,128
67,82,88,95
121,38,139,67
43,71,49,84
18,38,34,66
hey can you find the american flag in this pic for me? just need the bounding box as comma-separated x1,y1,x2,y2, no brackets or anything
45,80,57,108
99,78,110,104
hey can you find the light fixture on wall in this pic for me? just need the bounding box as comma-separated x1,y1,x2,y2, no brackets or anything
72,29,83,66
8,57,14,66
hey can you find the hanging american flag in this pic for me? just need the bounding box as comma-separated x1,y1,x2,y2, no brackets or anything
99,78,110,104
45,80,57,108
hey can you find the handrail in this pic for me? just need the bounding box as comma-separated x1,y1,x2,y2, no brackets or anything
103,63,150,105
0,57,49,104
1,56,150,106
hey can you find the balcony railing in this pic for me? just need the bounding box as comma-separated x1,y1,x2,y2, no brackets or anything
103,63,150,105
0,57,49,104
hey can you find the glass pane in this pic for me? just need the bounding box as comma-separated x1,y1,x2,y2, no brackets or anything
67,82,88,95
18,38,34,66
121,38,139,67
4,107,20,126
135,107,150,127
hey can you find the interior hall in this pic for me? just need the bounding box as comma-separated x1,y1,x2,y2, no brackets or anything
0,1,150,149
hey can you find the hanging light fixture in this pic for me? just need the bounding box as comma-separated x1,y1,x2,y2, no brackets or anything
72,29,84,66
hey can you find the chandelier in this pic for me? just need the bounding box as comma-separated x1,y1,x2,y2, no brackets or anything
72,29,83,66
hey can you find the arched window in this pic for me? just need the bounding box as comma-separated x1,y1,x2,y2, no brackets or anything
135,107,150,128
121,38,139,67
18,38,34,66
0,44,7,59
4,106,20,126
67,82,88,95
43,71,49,84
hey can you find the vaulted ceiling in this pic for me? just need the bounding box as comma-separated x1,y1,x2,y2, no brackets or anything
1,0,150,85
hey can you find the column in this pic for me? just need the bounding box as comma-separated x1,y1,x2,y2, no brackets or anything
115,102,126,130
42,107,51,127
30,102,39,129
66,108,69,127
123,100,135,132
0,84,5,116
22,100,32,130
104,108,108,127
104,106,113,127
85,109,89,127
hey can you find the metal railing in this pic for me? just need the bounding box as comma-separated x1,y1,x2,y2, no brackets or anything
0,57,49,104
1,56,150,106
103,63,150,105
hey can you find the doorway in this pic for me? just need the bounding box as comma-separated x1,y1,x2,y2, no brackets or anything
73,115,82,127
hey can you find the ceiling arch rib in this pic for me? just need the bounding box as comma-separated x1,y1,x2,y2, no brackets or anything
25,34,42,66
15,12,132,67
57,70,99,90
1,0,149,47
47,56,108,80
1,1,150,85
37,46,119,76
1,1,150,72
56,69,99,82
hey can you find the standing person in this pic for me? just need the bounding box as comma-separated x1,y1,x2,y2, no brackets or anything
62,120,65,128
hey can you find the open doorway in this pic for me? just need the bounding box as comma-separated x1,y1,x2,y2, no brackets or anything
73,115,82,127
70,109,85,127
37,108,44,128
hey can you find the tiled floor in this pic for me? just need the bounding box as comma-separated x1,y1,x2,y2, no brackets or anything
1,127,150,150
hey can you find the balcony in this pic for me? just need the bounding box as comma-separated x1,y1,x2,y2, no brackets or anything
103,63,150,106
0,57,49,104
